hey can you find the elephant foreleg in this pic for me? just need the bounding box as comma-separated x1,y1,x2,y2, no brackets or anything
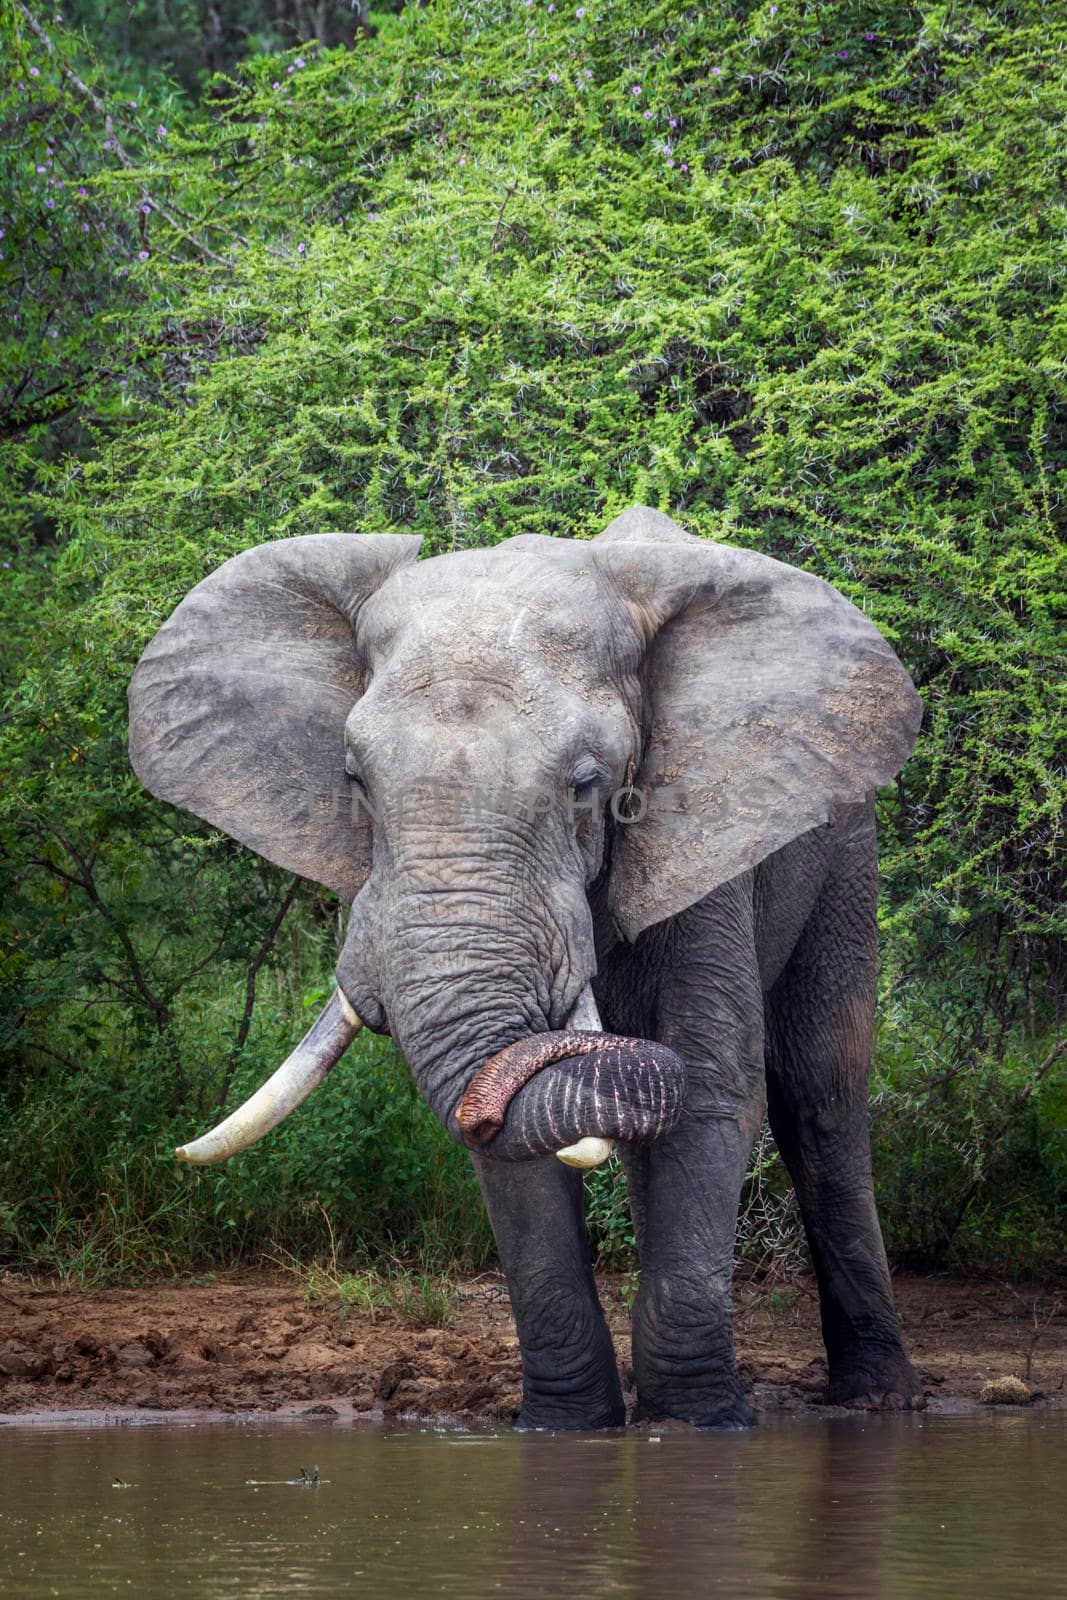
629,1106,763,1427
624,883,766,1428
473,1150,624,1430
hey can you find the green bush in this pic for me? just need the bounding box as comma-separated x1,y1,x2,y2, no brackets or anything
1,1,1063,1280
0,990,493,1281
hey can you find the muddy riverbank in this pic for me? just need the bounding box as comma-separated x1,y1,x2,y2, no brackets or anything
1,1270,1063,1424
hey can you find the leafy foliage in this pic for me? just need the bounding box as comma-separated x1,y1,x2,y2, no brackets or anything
1,0,1063,1279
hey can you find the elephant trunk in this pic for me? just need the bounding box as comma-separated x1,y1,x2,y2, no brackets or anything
372,872,686,1165
456,1029,686,1162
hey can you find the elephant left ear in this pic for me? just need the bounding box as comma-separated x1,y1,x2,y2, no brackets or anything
592,508,922,942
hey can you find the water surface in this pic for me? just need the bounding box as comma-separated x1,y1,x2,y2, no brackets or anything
1,1411,1064,1598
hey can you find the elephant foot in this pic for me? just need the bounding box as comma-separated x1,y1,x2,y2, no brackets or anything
631,1269,755,1428
516,1392,625,1432
826,1346,925,1411
633,1386,756,1430
506,1275,626,1431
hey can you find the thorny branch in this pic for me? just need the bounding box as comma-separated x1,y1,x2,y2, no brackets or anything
17,3,237,268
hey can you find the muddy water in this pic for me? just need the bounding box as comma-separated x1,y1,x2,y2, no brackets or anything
1,1413,1065,1599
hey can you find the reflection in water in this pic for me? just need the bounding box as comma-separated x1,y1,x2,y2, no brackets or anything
0,1413,1065,1599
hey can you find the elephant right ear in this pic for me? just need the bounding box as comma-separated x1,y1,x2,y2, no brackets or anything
128,533,422,900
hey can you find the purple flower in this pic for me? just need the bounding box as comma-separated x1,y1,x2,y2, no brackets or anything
631,84,642,96
129,100,138,109
583,68,592,78
156,124,167,139
865,31,875,41
138,249,149,260
549,71,560,83
82,222,89,232
711,66,721,76
367,212,379,221
297,242,306,254
140,202,151,215
78,186,87,196
769,4,777,12
415,92,422,100
30,66,40,77
295,56,305,67
287,64,295,75
643,109,652,119
119,378,127,386
666,158,675,168
668,117,677,127
2,561,9,567
576,5,584,14
680,163,689,172
45,198,54,208
272,80,281,90
36,164,47,174
458,155,466,165
838,48,848,59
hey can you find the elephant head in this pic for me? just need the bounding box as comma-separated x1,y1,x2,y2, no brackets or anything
127,508,920,1168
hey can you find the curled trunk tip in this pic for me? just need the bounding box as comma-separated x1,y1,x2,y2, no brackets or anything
456,1028,686,1156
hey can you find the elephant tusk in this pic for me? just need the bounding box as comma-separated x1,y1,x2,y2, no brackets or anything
564,984,604,1033
174,989,362,1165
555,1136,616,1170
555,986,616,1171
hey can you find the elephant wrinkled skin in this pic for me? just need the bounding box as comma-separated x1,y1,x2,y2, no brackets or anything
128,506,923,1430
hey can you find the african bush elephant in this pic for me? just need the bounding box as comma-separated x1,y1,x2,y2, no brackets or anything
128,506,923,1429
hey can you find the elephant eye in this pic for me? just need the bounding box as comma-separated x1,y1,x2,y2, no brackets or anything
571,757,608,794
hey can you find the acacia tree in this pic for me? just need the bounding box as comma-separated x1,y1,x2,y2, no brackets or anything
1,0,1063,1274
